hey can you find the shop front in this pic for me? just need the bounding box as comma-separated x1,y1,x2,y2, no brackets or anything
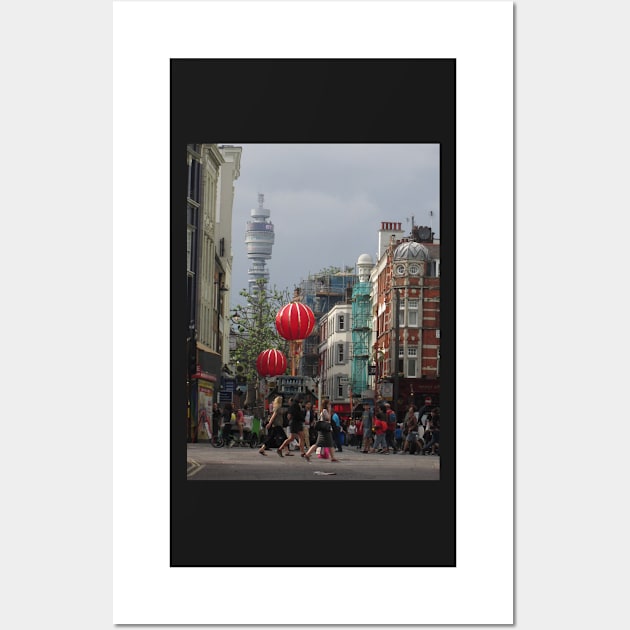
401,377,440,411
188,346,222,442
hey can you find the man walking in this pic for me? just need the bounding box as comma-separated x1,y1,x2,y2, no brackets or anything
384,403,397,454
331,407,344,453
302,400,314,451
361,406,373,453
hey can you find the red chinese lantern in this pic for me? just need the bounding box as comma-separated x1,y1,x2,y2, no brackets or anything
275,302,315,341
256,349,287,377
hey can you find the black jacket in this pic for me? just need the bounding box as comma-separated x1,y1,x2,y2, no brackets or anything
287,402,305,424
315,419,333,433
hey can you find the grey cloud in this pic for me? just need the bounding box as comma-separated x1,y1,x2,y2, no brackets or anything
226,143,440,302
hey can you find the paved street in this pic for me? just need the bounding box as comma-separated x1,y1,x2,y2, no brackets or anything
186,442,440,481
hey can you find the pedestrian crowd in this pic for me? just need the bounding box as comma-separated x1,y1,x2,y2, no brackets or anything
211,396,440,459
355,402,440,456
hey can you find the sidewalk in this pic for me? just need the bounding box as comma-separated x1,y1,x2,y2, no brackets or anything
186,442,440,481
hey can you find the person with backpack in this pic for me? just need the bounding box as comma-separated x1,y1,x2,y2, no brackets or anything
384,403,397,453
303,400,339,463
331,408,344,452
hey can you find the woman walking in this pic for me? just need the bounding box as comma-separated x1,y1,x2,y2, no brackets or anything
276,395,305,457
303,400,338,463
258,396,286,456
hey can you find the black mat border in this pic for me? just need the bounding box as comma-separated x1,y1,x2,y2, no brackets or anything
171,59,455,567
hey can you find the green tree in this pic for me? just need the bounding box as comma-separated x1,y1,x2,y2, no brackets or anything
229,280,291,413
315,265,341,277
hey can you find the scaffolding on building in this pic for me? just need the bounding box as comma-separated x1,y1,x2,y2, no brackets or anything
297,270,357,378
351,281,371,396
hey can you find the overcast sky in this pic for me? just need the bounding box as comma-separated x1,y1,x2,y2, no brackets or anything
225,143,440,307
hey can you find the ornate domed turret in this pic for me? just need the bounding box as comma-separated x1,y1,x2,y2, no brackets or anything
393,241,431,261
356,253,374,283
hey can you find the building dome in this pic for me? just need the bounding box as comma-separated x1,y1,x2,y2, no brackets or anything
393,241,430,261
356,253,374,283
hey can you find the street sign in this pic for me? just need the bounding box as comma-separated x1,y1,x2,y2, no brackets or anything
218,391,233,403
368,364,377,375
425,396,432,405
380,382,393,400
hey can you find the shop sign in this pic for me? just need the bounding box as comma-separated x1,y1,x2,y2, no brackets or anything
380,382,393,399
218,391,233,403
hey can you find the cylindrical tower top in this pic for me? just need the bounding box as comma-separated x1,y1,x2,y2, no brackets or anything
245,193,275,291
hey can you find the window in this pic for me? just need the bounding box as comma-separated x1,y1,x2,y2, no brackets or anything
429,260,440,277
219,237,225,258
187,228,193,272
407,347,417,377
398,357,405,374
187,203,198,226
407,299,418,326
187,158,201,203
337,343,345,363
337,377,344,398
187,225,197,275
337,314,345,331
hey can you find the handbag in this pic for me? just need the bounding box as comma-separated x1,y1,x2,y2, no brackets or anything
317,447,330,459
